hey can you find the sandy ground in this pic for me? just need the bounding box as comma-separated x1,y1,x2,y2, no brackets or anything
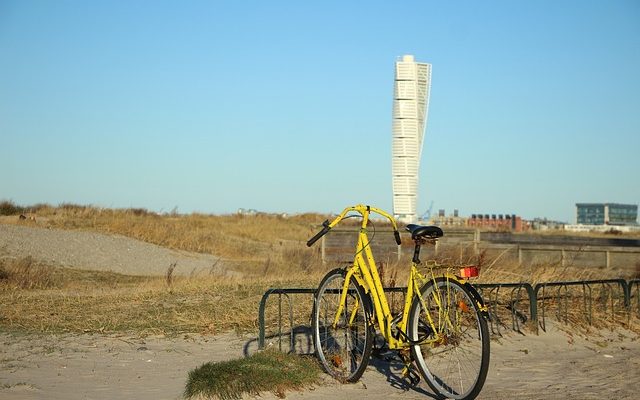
2,223,639,399
1,322,638,400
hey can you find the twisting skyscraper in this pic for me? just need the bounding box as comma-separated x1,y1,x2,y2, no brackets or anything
392,55,431,224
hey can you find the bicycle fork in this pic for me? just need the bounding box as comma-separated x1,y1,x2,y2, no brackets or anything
332,270,363,329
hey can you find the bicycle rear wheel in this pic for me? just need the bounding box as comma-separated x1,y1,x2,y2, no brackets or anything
408,278,490,400
312,268,373,382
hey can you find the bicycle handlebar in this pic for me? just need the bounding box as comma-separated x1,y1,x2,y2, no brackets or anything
306,205,402,247
306,220,331,247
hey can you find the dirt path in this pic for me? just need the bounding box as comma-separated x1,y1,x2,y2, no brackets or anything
0,224,230,277
1,323,638,400
0,332,247,400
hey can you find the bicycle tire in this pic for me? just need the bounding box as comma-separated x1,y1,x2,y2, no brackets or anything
408,278,490,400
312,268,373,382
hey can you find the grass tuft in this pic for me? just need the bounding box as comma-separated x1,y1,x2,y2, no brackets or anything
0,257,59,289
184,349,320,400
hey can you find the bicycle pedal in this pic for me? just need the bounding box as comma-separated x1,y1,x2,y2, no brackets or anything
401,366,421,389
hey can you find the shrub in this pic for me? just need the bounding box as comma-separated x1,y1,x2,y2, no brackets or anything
0,200,26,216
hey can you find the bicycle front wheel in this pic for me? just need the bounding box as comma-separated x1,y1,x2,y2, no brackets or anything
408,278,490,400
312,268,373,382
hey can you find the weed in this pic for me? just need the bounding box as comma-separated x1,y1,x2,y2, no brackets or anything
1,382,31,389
166,262,177,292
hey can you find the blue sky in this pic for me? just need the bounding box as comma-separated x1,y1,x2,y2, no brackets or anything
1,1,639,223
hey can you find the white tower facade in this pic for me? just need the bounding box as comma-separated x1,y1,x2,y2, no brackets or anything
392,55,432,224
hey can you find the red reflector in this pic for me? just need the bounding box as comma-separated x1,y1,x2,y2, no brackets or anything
460,266,479,278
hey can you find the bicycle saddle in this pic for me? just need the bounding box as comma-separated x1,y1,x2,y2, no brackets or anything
405,224,444,240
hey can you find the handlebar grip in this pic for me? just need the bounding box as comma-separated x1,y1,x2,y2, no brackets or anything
307,220,331,247
394,230,402,245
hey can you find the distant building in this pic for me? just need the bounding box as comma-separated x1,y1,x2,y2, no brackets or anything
576,203,638,226
530,218,566,231
237,208,259,216
428,209,466,227
467,214,526,232
429,209,527,232
392,55,432,224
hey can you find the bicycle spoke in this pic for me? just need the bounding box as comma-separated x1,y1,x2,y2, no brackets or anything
410,279,490,399
313,269,372,382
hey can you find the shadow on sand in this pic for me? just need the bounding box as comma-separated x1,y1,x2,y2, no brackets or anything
243,328,436,398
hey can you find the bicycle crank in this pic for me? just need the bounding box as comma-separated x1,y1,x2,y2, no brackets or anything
399,350,421,389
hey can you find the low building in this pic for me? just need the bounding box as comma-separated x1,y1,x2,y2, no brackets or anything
427,209,467,227
530,218,566,230
428,209,528,231
467,213,526,232
576,203,638,226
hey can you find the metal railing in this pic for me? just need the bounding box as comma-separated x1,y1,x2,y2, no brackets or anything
257,288,315,351
534,279,628,332
629,279,640,319
475,283,536,336
257,286,407,352
258,279,639,351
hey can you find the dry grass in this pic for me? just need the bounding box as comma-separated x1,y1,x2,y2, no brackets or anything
371,245,640,335
1,201,638,337
3,202,326,265
0,257,321,335
0,260,637,338
452,248,640,335
0,202,331,335
0,256,60,289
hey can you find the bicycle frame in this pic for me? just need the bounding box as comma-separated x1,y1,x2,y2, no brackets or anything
310,204,491,398
323,204,474,350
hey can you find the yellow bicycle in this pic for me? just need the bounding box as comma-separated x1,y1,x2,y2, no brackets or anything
307,204,490,400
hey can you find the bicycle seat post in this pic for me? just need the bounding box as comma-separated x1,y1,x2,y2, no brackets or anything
412,237,437,264
412,238,423,264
